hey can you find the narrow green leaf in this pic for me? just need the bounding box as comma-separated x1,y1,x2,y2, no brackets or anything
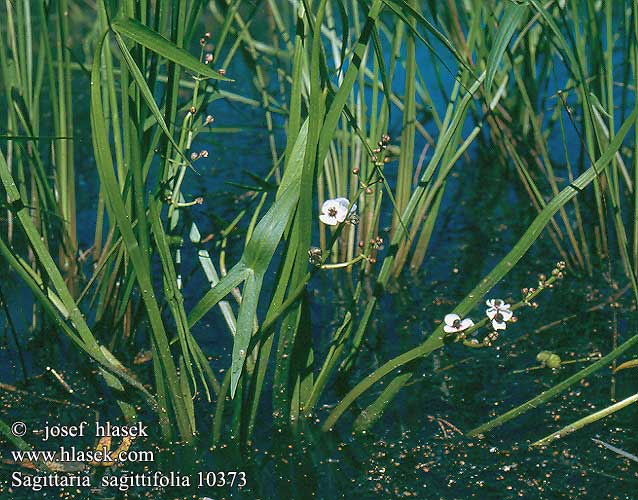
230,270,263,398
322,104,638,432
111,17,232,81
111,32,190,169
383,0,475,78
317,0,384,166
485,3,527,98
91,32,194,441
188,120,308,328
187,262,249,327
469,333,638,437
531,391,638,447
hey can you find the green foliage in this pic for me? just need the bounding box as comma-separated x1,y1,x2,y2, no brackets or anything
1,0,637,452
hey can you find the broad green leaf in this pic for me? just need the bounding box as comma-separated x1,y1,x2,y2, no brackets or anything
243,182,300,270
188,120,310,328
188,121,309,398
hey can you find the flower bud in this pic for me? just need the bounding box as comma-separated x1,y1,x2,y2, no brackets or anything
308,247,322,266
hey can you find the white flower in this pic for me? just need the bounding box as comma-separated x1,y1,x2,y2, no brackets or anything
443,313,475,334
485,299,513,330
319,197,356,226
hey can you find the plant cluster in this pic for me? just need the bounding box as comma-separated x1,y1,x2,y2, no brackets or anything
0,0,637,461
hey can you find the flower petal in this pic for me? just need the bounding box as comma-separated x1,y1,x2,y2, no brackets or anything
335,197,350,208
492,319,507,330
444,313,460,326
486,308,497,320
459,318,475,330
319,214,337,226
500,308,513,321
501,302,511,310
486,299,495,308
443,325,457,333
334,207,348,222
321,199,336,212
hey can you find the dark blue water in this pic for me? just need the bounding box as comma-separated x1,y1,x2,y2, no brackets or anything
1,5,638,499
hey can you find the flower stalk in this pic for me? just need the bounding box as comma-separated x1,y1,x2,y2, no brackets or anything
442,262,567,348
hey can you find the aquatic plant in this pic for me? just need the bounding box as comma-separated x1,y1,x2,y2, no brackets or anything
319,197,356,226
485,299,512,331
0,0,637,469
442,314,474,335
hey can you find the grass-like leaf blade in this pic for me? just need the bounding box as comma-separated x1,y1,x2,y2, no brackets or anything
485,3,527,99
111,17,233,81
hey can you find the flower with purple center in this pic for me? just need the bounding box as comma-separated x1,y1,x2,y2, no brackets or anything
319,197,356,226
443,313,474,334
485,299,513,330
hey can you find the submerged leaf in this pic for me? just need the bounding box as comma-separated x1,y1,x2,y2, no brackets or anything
537,351,562,369
612,359,638,373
